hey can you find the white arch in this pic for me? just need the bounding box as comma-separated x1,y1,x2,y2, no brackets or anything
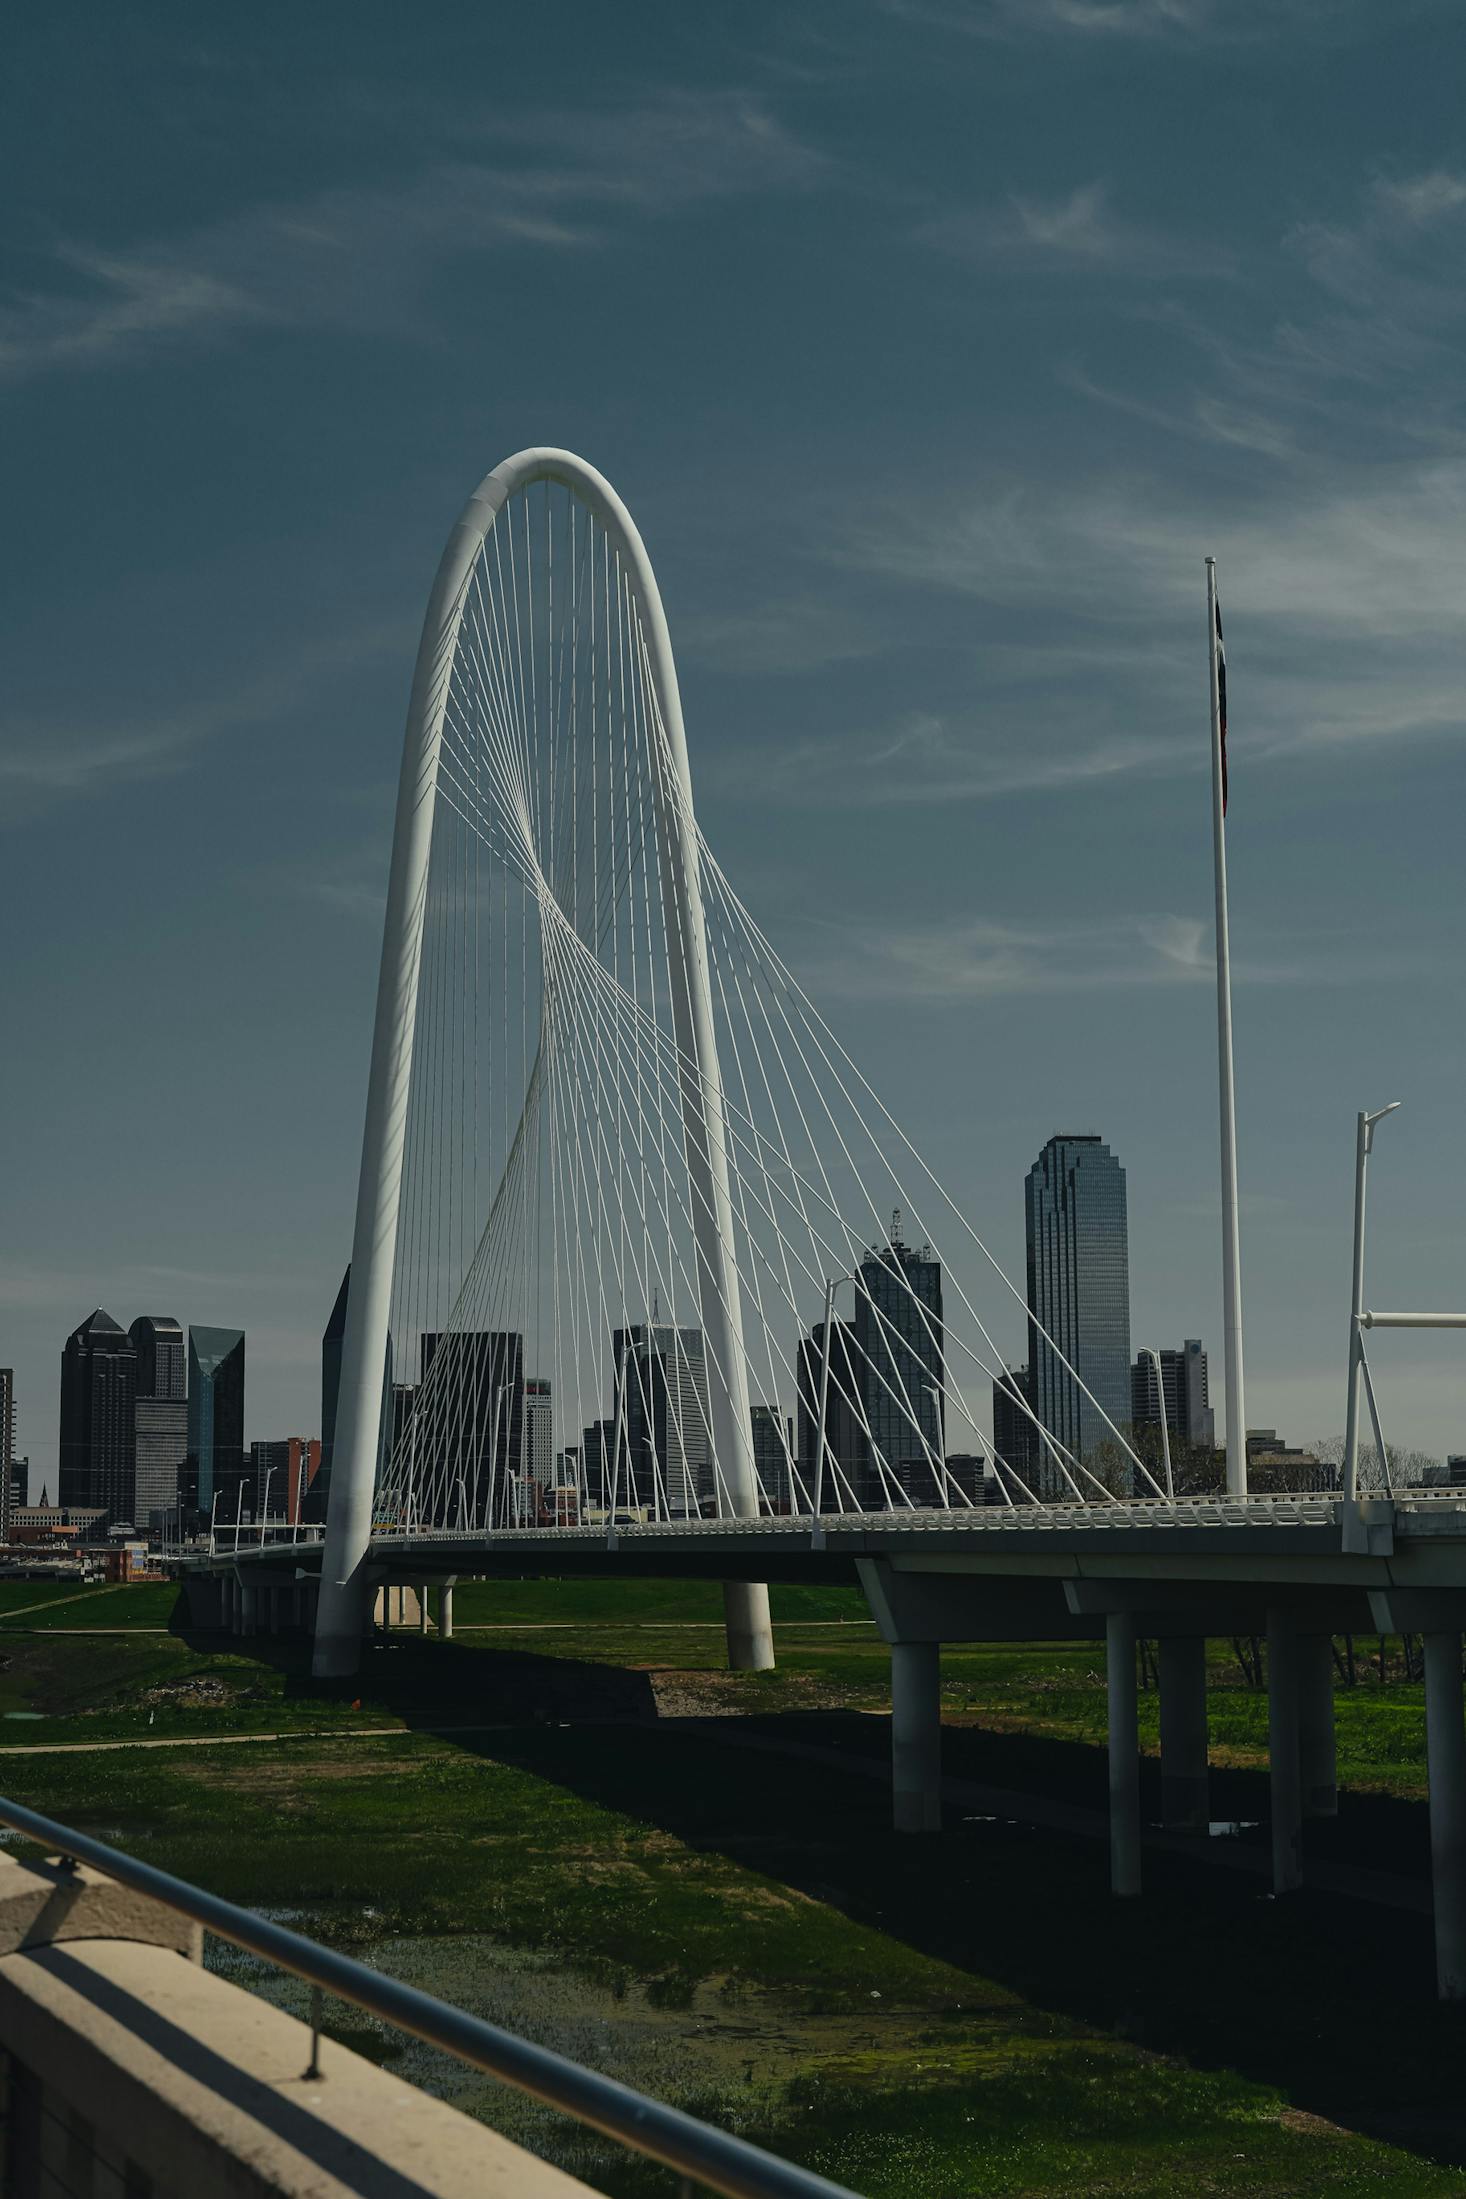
312,449,772,1676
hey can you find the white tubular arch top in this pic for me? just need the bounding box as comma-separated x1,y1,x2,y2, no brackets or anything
313,448,758,1674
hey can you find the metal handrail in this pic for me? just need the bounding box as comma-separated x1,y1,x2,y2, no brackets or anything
0,1796,858,2199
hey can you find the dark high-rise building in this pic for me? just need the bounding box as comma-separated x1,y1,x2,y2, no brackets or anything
419,1331,524,1518
0,1367,13,1541
991,1366,1038,1489
750,1403,794,1513
320,1266,350,1502
59,1310,136,1524
1025,1136,1131,1489
796,1320,865,1511
186,1326,245,1521
579,1420,616,1510
1131,1341,1215,1452
129,1316,187,1536
315,1265,397,1525
854,1221,945,1506
613,1326,712,1516
524,1379,552,1486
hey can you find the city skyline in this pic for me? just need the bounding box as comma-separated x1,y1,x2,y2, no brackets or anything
6,8,1465,1482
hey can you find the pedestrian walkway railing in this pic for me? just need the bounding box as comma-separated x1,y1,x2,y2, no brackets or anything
0,1796,859,2199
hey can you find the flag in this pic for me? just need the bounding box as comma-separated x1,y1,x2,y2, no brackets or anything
1214,597,1228,816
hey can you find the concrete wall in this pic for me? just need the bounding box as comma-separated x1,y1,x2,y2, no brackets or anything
0,1852,598,2197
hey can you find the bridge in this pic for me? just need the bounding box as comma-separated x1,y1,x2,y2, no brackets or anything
180,446,1466,2002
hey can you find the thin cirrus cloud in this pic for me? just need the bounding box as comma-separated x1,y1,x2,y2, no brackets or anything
718,712,1191,810
0,90,825,386
921,180,1223,279
0,613,412,821
879,0,1437,43
796,907,1428,1006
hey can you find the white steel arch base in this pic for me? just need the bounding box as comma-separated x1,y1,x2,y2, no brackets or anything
312,447,773,1678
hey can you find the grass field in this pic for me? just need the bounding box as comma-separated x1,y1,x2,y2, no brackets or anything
0,1575,1438,1799
0,1575,1458,2193
3,1718,1459,2197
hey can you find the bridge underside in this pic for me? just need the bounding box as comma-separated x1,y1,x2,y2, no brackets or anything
180,1500,1466,2000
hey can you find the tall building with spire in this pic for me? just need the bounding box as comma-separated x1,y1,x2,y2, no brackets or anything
130,1315,187,1533
59,1310,137,1522
1025,1135,1131,1485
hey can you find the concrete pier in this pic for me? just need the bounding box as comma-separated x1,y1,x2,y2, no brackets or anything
891,1640,942,1832
1423,1630,1466,2001
1298,1633,1338,1819
1267,1610,1303,1893
1158,1635,1209,1835
439,1583,454,1638
1107,1612,1141,1897
722,1581,775,1672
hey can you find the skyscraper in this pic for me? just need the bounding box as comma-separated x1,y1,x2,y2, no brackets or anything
59,1310,137,1523
1132,1340,1215,1451
186,1327,245,1521
854,1222,944,1505
316,1265,396,1524
129,1315,187,1535
524,1379,552,1486
613,1326,712,1516
1025,1135,1131,1486
991,1365,1037,1489
796,1320,865,1511
750,1403,794,1513
0,1368,13,1542
418,1331,524,1518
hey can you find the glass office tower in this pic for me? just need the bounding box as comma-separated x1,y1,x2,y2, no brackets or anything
186,1326,245,1520
1025,1135,1131,1485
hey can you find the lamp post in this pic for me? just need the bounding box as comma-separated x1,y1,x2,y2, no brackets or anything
1343,1102,1402,1508
258,1468,274,1548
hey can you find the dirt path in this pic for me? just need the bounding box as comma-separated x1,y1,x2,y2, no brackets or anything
0,1723,509,1757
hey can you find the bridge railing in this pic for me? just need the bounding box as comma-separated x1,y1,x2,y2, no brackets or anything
0,1795,857,2199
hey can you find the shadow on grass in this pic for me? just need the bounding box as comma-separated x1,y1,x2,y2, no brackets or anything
178,1620,1466,2168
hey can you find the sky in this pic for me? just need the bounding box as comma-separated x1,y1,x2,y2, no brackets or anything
4,0,1465,1484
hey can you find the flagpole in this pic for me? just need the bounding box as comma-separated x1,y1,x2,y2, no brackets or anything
1207,555,1247,1497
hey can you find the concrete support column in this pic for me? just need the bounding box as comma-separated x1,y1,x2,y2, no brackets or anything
1267,1610,1303,1893
723,1581,775,1672
891,1640,942,1833
419,1584,431,1635
1423,1630,1466,2001
439,1585,454,1639
1158,1635,1209,1834
1107,1612,1141,1897
239,1586,256,1640
222,1575,236,1634
1298,1634,1338,1819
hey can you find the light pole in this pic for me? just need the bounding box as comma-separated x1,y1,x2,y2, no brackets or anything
1343,1102,1402,1507
1141,1346,1175,1501
258,1468,274,1548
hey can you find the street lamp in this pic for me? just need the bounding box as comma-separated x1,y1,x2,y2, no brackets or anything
1343,1101,1402,1507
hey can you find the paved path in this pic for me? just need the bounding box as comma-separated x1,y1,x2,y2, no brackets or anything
0,1723,508,1758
